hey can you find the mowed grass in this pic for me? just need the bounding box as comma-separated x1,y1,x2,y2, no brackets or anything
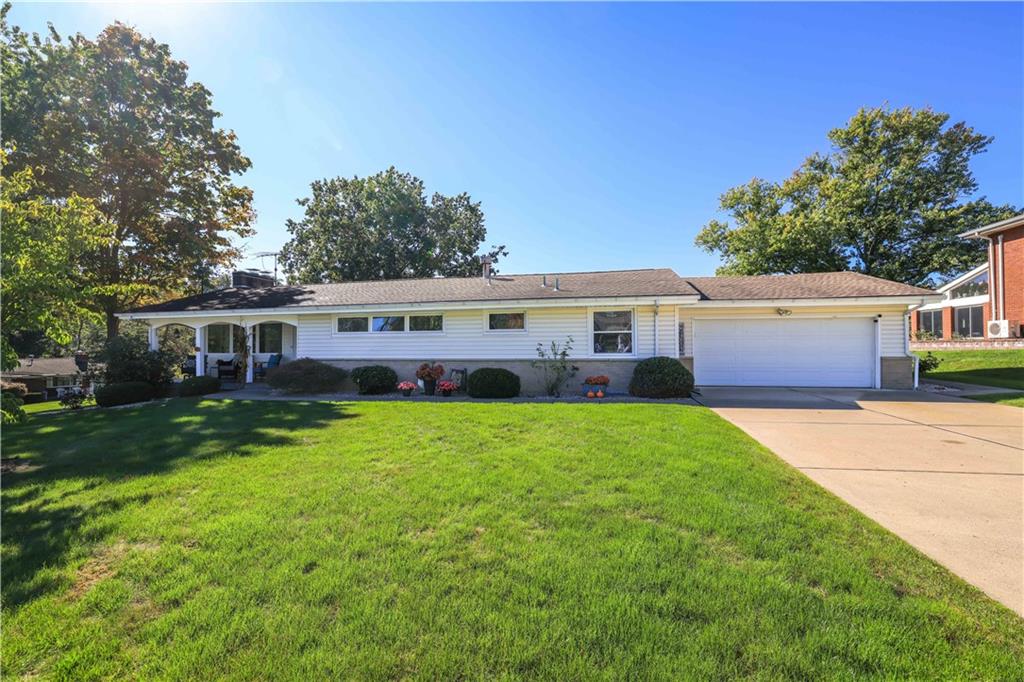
3,400,1023,680
968,393,1024,408
22,400,63,415
918,349,1024,390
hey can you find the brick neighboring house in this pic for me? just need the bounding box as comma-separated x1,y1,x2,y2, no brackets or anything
2,355,91,401
911,213,1024,345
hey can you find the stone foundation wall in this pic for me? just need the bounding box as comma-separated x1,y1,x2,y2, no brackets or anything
320,358,643,396
880,356,915,390
911,339,1024,350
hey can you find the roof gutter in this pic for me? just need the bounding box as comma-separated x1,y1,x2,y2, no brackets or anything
685,294,942,308
117,294,703,320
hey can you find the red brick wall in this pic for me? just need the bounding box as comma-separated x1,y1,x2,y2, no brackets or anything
998,225,1024,324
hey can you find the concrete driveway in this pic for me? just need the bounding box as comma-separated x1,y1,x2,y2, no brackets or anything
695,387,1023,616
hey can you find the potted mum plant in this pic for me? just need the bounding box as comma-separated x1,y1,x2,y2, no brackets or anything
416,362,445,395
397,381,417,397
583,375,610,398
436,380,457,397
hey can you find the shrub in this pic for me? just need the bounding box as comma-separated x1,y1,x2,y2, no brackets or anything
918,352,943,374
94,381,156,407
1,380,28,398
266,358,348,394
628,357,694,399
22,392,44,404
98,335,179,388
532,337,578,397
467,368,521,399
1,391,27,424
60,389,93,410
351,365,398,395
179,376,222,397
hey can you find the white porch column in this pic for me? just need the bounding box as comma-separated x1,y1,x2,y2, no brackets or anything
148,325,159,351
244,323,255,383
194,326,206,377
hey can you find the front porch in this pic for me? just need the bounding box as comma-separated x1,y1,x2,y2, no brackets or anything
147,317,298,384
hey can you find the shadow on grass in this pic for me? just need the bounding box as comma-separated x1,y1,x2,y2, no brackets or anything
1,398,354,608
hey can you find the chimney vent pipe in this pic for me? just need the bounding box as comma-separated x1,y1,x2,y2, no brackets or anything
480,255,493,281
554,277,560,291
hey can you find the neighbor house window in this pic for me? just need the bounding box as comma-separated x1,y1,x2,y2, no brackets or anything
593,310,633,354
955,305,984,338
488,312,526,331
259,323,283,354
951,271,989,299
372,316,405,332
918,310,943,338
409,315,443,332
207,324,232,353
336,317,369,333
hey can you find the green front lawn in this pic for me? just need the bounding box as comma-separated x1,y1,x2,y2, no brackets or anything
3,400,1022,679
968,393,1024,408
22,400,63,415
917,349,1024,390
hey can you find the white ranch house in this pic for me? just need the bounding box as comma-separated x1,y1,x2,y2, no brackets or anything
118,268,940,394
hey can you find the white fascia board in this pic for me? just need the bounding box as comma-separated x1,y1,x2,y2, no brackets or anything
917,293,989,312
958,213,1024,239
681,294,943,308
117,294,702,321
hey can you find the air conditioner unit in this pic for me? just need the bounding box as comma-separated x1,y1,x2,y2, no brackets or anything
987,320,1021,338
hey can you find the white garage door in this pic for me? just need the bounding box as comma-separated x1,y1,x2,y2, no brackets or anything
693,318,876,387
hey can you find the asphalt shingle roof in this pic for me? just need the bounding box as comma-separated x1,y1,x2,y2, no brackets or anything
125,269,935,314
5,357,82,377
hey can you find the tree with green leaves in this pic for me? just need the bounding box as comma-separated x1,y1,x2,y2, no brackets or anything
695,106,1019,286
1,7,254,337
0,158,114,371
281,167,506,283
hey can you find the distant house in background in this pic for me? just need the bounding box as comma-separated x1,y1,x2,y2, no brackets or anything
3,355,90,401
911,213,1024,344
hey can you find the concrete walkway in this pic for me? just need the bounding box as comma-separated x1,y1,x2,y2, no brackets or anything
696,386,1024,615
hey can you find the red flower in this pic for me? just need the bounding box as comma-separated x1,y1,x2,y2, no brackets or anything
437,380,457,392
397,381,417,391
584,375,610,386
416,362,445,380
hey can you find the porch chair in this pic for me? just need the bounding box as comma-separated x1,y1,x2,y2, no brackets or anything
255,353,282,380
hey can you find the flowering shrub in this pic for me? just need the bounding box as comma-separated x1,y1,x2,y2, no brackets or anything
416,363,445,380
397,381,417,391
437,380,457,393
584,375,610,386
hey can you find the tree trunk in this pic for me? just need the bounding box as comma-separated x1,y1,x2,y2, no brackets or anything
105,309,120,340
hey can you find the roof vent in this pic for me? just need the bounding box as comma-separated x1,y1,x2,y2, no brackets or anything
554,277,560,291
541,275,548,288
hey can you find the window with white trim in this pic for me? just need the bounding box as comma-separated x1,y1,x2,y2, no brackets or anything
207,324,232,353
409,314,443,332
487,312,525,331
372,316,405,332
258,323,283,353
336,317,369,333
593,310,633,354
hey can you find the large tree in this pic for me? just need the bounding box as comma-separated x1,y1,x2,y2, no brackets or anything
1,8,254,336
695,106,1019,286
0,158,113,370
281,167,506,283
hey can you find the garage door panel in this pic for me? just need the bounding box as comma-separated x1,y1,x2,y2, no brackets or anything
693,318,874,388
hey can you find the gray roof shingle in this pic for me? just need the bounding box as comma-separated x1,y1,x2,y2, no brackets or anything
684,272,935,300
125,269,935,314
5,357,82,377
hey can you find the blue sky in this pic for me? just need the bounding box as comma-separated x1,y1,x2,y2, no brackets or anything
10,2,1023,277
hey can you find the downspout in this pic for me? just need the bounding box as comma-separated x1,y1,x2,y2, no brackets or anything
653,300,660,356
998,234,1006,322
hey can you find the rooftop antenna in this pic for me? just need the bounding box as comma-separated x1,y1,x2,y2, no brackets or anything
253,251,280,285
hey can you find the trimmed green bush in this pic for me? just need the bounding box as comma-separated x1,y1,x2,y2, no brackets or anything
22,392,44,404
350,365,398,395
467,368,521,399
628,357,694,398
2,391,27,424
179,376,222,397
95,381,156,408
266,359,348,394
